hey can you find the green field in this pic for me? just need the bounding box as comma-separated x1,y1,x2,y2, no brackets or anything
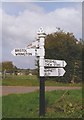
2,75,39,86
2,89,82,118
2,75,81,86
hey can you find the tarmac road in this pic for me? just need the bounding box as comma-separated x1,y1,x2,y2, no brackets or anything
0,86,81,96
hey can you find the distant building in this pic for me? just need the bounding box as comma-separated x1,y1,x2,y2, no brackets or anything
29,73,32,76
76,40,79,44
17,72,24,75
17,72,21,75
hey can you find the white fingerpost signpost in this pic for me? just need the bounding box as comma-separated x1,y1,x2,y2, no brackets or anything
37,28,46,116
11,27,67,116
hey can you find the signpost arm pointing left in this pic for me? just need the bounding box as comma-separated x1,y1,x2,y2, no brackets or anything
11,49,15,56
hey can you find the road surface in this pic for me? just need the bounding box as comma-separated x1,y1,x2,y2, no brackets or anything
0,86,81,96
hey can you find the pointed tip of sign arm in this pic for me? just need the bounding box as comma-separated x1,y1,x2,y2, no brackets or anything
61,68,66,76
11,49,15,56
64,61,67,67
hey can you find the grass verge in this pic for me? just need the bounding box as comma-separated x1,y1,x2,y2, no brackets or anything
2,89,83,118
2,75,81,86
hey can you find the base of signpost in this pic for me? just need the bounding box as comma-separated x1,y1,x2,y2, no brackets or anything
39,77,45,116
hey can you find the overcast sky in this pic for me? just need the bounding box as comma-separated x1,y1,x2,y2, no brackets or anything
1,1,82,69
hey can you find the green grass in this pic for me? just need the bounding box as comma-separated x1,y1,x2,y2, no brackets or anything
2,75,81,86
2,89,82,118
0,75,2,85
2,75,39,86
0,96,2,119
46,80,81,87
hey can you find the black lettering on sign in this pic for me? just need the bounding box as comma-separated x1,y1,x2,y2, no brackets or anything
35,49,37,56
15,53,25,56
62,61,64,67
58,68,60,76
27,53,32,55
22,49,27,52
15,49,20,52
15,49,27,52
56,64,60,67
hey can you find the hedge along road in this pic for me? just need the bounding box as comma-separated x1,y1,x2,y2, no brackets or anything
0,86,81,96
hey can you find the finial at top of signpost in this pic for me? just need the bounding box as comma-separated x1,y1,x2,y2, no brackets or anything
37,27,46,37
38,27,44,33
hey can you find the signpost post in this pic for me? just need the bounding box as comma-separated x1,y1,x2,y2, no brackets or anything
37,28,46,116
11,27,67,117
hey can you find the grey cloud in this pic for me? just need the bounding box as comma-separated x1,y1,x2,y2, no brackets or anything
2,3,82,68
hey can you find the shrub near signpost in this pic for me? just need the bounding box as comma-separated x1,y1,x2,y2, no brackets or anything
45,30,83,83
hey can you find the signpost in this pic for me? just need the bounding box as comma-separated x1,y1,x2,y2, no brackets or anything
11,27,67,117
37,28,46,116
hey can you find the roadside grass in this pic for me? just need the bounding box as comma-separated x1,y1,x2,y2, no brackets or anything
2,89,82,118
2,75,81,86
0,80,2,86
2,75,39,86
0,75,2,85
0,96,2,119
